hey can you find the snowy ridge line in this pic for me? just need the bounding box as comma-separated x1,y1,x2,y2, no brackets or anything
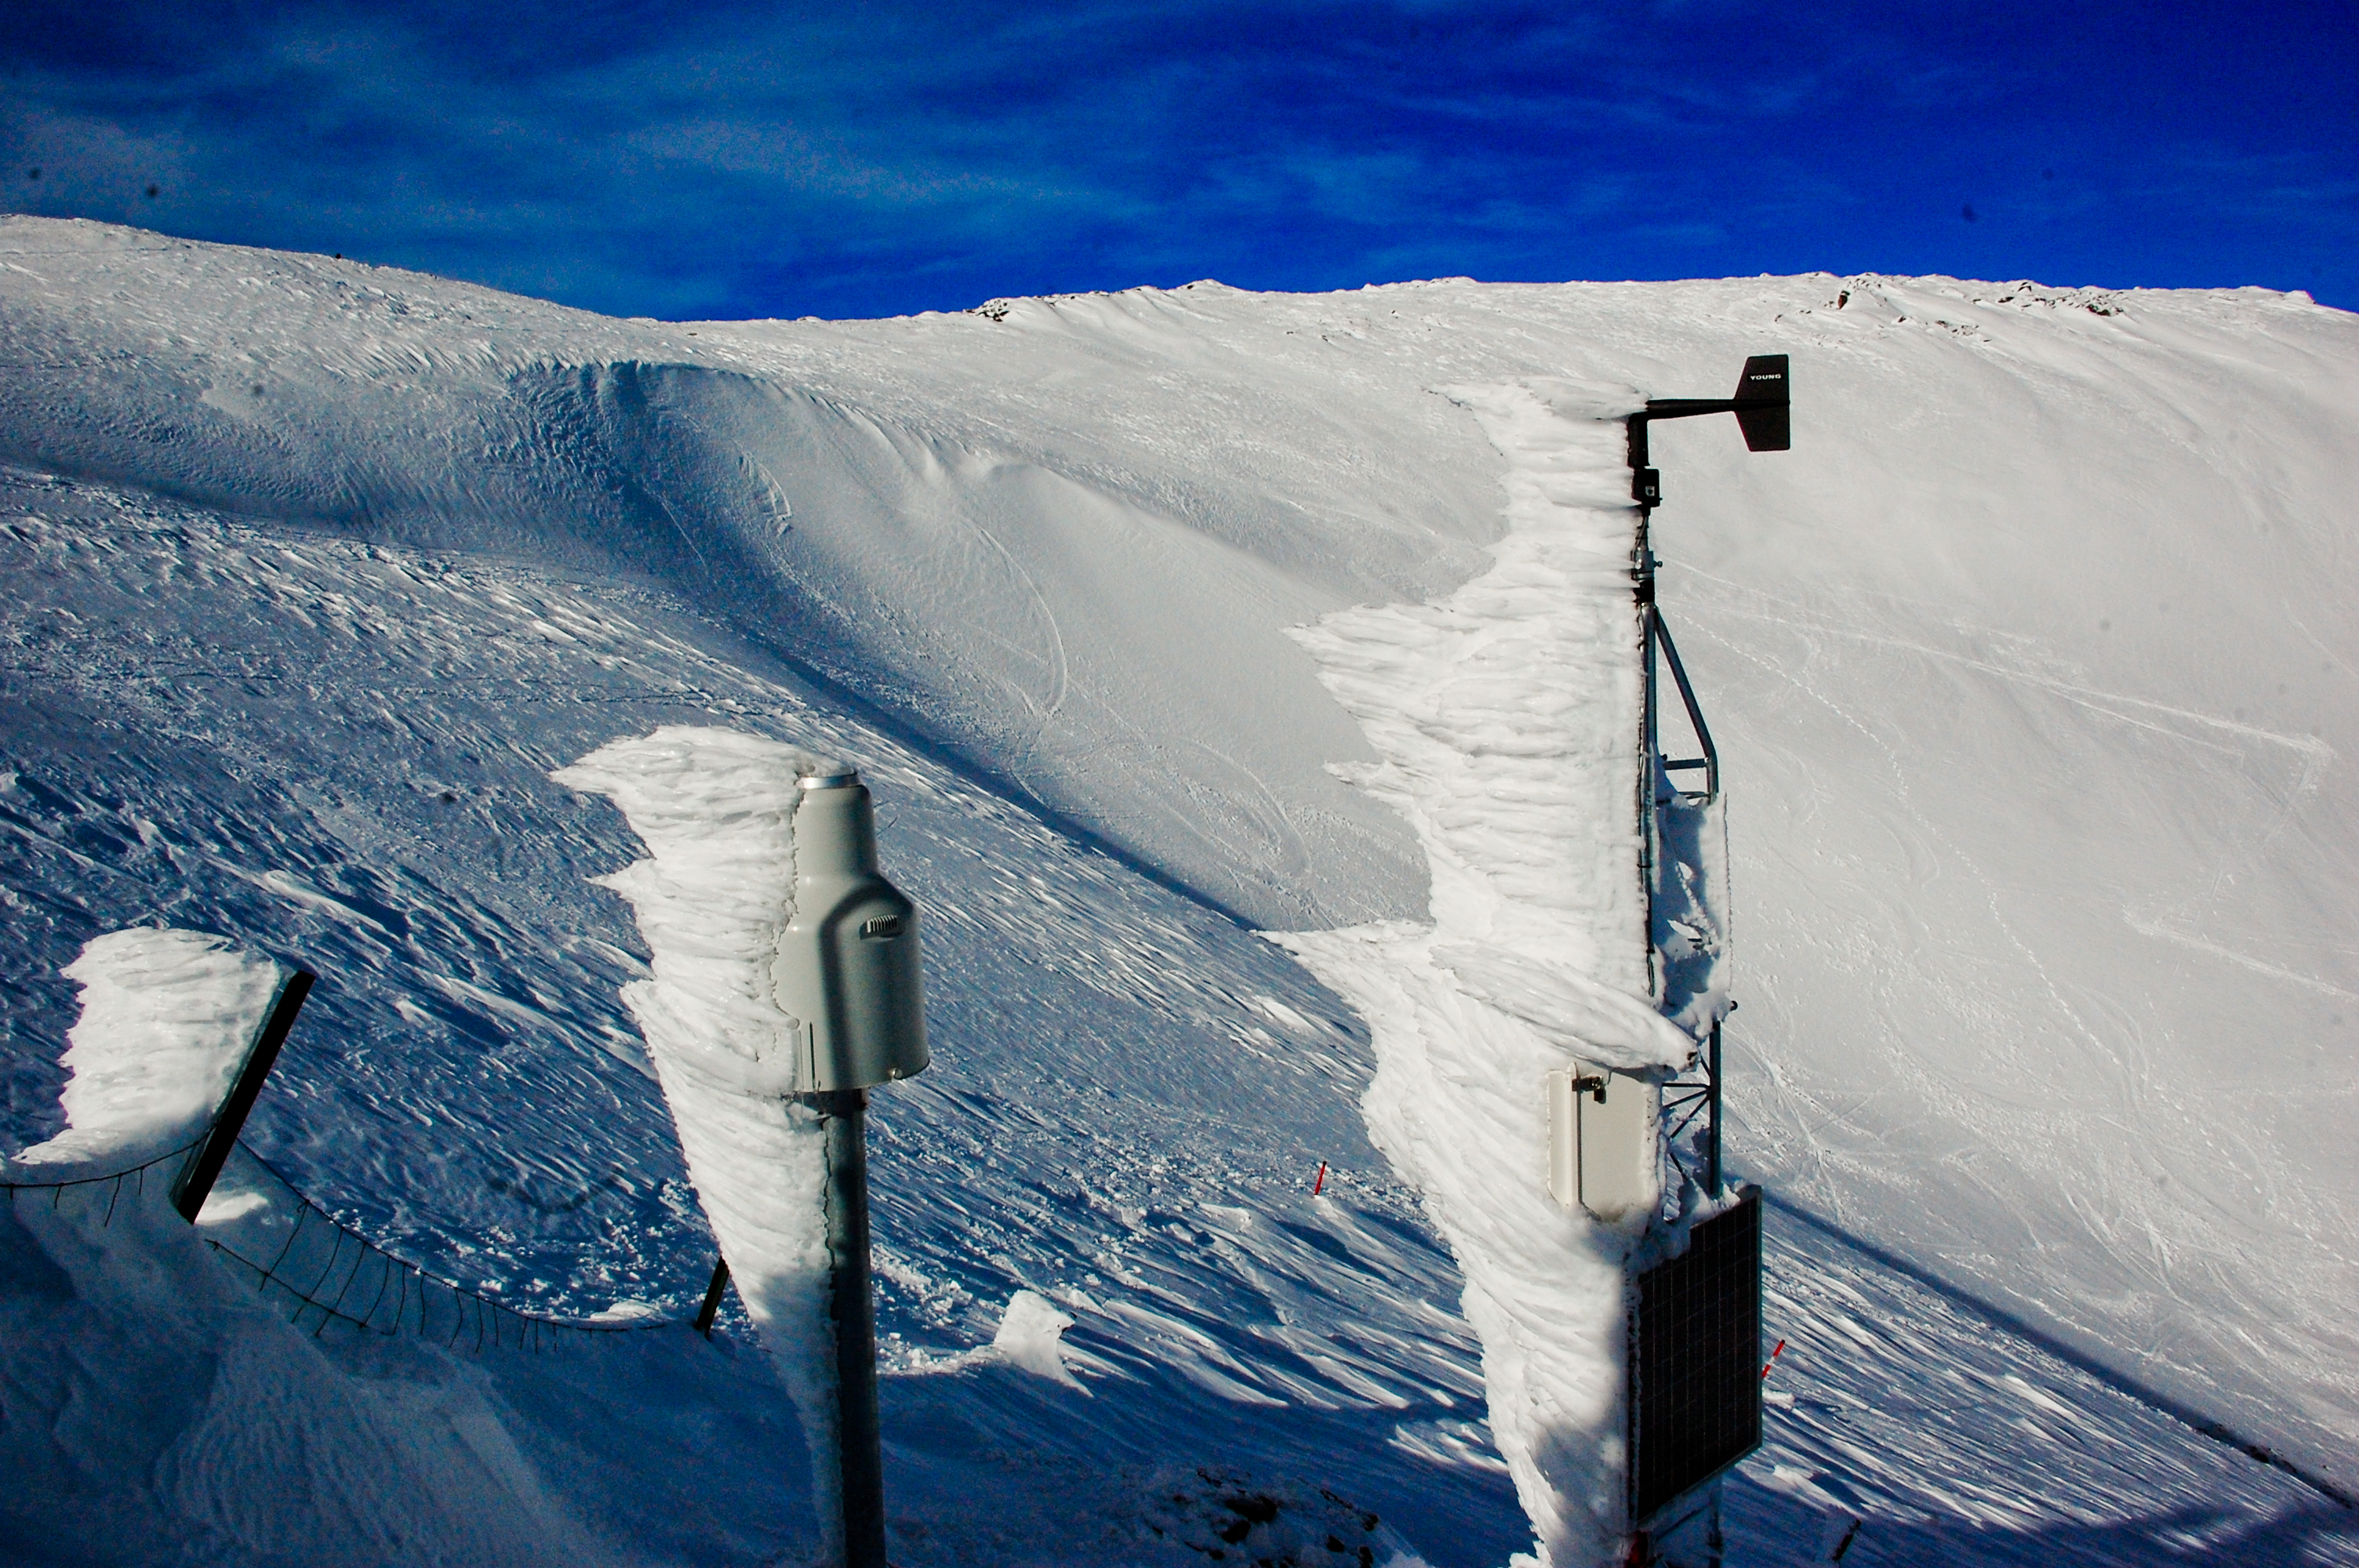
1767,1194,2357,1512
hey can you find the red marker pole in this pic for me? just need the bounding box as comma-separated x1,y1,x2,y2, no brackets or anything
1761,1338,1787,1380
1311,1162,1327,1196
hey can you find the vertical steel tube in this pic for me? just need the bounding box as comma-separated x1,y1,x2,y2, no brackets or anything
1632,412,1661,1006
1639,600,1661,1001
820,1088,887,1568
1705,1021,1724,1200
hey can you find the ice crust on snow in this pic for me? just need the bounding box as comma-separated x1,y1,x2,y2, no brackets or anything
8,927,287,1172
550,726,846,1540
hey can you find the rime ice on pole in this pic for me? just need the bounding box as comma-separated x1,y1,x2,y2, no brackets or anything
551,725,851,1552
1278,379,1707,1567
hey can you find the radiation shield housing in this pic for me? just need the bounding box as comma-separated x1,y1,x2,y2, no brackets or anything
774,770,930,1092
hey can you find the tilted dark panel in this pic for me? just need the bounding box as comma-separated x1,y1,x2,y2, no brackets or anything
1630,1186,1762,1523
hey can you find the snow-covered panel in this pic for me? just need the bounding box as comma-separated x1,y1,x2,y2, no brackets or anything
8,927,286,1172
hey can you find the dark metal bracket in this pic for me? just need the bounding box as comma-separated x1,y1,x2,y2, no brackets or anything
1646,606,1720,803
1658,1021,1725,1200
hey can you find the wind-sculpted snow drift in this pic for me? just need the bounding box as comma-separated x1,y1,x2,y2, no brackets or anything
2,216,2356,1564
5,927,288,1172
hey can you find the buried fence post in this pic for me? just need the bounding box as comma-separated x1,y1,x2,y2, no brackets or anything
776,762,931,1568
695,1256,732,1338
171,968,314,1222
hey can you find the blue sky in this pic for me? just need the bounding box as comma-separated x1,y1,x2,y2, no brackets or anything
5,1,2354,320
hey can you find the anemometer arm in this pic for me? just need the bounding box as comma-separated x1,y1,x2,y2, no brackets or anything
1628,354,1790,507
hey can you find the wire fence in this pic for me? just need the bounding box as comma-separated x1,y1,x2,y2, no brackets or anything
3,1134,206,1218
5,1137,682,1352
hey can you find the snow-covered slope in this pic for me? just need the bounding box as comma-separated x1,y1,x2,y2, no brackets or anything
0,460,1509,1566
2,217,2355,1561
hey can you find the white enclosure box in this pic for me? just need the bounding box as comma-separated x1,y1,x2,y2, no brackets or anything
1548,1066,1659,1223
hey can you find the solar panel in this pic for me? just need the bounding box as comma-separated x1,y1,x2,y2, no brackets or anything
1630,1186,1763,1524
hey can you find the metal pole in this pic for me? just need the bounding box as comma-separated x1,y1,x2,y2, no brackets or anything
1633,414,1662,1004
694,1256,731,1338
819,1087,887,1568
172,969,313,1221
1705,1021,1724,1200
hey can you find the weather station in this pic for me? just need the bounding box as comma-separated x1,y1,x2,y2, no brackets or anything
1550,358,1788,1566
776,761,932,1568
